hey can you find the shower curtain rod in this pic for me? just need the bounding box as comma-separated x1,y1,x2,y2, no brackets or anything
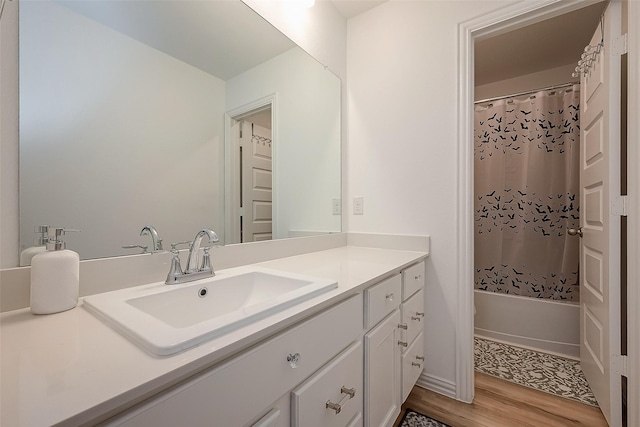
474,82,579,105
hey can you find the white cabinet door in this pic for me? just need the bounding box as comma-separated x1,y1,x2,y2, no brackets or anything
364,310,401,427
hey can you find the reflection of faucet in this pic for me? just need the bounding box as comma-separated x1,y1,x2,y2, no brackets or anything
165,228,219,285
140,225,163,252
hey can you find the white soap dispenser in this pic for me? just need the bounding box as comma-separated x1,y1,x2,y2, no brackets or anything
30,228,80,315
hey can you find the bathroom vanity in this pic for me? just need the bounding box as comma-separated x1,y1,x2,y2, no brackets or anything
0,244,428,427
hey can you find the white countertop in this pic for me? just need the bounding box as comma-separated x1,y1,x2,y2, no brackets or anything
0,246,427,427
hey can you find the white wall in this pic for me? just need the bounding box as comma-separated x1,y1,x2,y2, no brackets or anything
346,0,517,393
475,63,578,101
241,0,348,227
226,47,341,238
242,0,347,81
19,1,226,261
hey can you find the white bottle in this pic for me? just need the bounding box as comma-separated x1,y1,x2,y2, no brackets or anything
20,245,47,267
30,228,80,315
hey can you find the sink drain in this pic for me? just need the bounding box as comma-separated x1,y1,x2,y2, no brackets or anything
198,287,208,298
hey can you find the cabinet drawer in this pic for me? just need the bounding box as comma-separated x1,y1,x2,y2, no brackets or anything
249,393,290,427
292,341,363,427
400,289,424,348
346,412,363,427
106,295,363,427
401,333,424,402
365,274,401,329
251,408,282,427
402,262,425,300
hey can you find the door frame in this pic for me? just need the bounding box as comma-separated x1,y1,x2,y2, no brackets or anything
626,1,640,425
456,1,638,417
224,93,277,244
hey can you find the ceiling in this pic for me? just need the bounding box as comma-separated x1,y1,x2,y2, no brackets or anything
331,0,387,19
58,0,387,79
58,1,295,80
475,2,607,86
59,0,605,85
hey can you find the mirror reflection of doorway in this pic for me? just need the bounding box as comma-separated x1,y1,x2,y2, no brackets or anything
230,107,273,243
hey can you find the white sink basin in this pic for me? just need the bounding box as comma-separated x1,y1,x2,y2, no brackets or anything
83,267,337,356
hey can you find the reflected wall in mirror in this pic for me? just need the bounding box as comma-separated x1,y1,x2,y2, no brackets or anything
18,0,341,266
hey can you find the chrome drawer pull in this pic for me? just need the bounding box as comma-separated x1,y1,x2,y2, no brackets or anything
415,355,425,361
341,386,356,398
326,386,356,414
385,293,395,302
398,340,408,348
412,362,422,368
414,274,422,280
411,315,422,322
398,323,408,330
415,312,425,317
286,353,301,369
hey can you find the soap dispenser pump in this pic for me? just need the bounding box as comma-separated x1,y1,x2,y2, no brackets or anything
30,228,80,315
19,225,50,266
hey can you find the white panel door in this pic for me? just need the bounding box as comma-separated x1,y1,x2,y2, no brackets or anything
364,310,401,427
241,121,273,242
579,3,621,425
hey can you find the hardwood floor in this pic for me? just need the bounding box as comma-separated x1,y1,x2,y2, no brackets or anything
394,372,609,427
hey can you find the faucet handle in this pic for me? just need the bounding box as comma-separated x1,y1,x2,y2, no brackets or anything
165,249,184,285
200,247,213,273
122,244,149,254
170,241,192,251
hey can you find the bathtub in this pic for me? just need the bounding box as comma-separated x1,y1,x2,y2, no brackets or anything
474,290,580,359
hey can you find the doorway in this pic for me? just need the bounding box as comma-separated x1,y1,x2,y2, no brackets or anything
225,96,276,244
458,2,626,426
472,1,604,405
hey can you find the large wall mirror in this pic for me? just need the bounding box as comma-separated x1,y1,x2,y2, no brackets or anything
17,0,341,265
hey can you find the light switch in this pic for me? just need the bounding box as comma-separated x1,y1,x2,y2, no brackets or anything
353,197,364,215
332,199,341,215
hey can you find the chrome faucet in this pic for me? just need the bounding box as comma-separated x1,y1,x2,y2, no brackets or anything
185,228,218,273
165,228,219,285
140,225,163,252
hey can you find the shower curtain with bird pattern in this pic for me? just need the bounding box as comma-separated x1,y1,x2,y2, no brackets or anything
474,86,580,301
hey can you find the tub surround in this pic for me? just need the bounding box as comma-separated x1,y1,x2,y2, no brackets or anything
0,233,429,426
474,290,580,358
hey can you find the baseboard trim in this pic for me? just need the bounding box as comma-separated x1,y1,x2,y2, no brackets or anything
415,373,457,399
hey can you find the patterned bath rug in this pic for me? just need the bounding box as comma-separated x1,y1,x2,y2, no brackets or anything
398,409,452,427
474,337,598,407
